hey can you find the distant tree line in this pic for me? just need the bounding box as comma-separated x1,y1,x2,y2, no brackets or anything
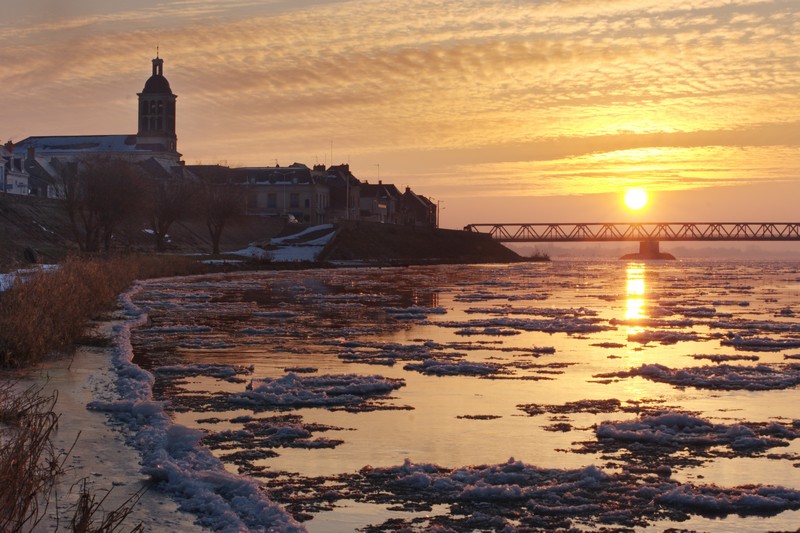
60,156,244,255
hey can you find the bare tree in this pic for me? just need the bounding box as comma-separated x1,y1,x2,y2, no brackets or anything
148,177,195,252
202,180,245,255
60,157,145,253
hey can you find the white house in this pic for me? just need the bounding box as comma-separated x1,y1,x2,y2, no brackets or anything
1,143,29,195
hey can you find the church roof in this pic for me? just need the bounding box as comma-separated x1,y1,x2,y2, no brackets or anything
16,135,139,153
140,57,174,95
142,74,172,94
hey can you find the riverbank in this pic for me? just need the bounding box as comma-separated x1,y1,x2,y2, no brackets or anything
0,195,531,272
17,318,203,532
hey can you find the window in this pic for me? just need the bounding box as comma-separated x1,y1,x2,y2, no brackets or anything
267,193,277,208
304,198,310,208
290,193,300,208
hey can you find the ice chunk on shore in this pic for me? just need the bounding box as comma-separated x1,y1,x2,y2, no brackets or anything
88,285,304,532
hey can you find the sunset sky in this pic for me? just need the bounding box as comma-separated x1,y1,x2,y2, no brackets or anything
2,0,798,228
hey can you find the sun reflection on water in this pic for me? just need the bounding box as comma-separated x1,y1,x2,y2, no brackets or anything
625,264,646,329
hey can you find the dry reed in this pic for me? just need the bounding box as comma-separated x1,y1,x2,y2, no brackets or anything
0,254,204,530
0,381,65,531
69,478,145,533
0,254,203,368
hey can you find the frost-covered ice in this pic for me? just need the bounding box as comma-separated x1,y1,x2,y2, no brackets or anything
433,315,614,334
93,261,800,531
230,372,405,408
0,264,59,291
721,335,800,351
595,411,799,452
87,284,304,532
403,358,505,376
352,457,800,529
596,363,800,390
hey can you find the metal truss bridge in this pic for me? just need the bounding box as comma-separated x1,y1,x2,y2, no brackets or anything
463,222,800,243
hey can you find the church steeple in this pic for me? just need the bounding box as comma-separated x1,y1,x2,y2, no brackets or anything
137,55,178,154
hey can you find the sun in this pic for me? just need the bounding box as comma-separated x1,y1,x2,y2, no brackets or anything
624,187,648,211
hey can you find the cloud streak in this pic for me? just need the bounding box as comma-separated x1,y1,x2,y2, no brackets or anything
2,0,798,224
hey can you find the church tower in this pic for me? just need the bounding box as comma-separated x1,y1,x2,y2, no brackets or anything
137,55,178,154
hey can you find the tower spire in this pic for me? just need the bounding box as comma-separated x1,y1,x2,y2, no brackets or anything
137,55,178,155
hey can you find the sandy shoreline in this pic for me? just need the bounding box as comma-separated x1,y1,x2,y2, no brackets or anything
21,317,203,532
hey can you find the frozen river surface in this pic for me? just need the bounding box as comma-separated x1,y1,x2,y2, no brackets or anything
101,261,800,531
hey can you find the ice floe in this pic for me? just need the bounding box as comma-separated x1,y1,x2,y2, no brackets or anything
627,329,701,345
403,359,506,377
230,373,405,409
155,363,254,383
433,316,613,335
595,363,800,390
87,285,304,532
202,414,346,470
595,412,798,452
347,457,800,529
721,335,800,351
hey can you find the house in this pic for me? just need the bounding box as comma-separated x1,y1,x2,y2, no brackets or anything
324,164,360,222
400,186,438,227
232,163,329,224
359,181,403,223
1,143,29,195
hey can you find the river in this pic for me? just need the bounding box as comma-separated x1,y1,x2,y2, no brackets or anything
101,260,800,531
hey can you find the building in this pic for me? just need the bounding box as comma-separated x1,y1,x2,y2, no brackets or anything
234,163,329,225
324,164,360,222
1,142,29,195
359,181,403,223
16,55,189,197
400,186,438,227
11,53,439,228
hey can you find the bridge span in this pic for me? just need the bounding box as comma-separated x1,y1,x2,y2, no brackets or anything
463,222,800,259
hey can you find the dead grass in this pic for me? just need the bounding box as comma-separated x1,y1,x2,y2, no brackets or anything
0,381,66,530
69,478,145,533
0,254,204,368
0,254,208,530
0,381,145,531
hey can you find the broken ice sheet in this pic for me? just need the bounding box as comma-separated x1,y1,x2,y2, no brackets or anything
273,458,800,530
595,363,800,391
229,373,406,410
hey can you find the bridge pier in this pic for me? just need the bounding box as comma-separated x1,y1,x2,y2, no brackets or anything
620,240,676,260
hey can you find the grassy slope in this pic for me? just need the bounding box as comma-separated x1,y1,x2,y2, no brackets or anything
0,195,76,270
